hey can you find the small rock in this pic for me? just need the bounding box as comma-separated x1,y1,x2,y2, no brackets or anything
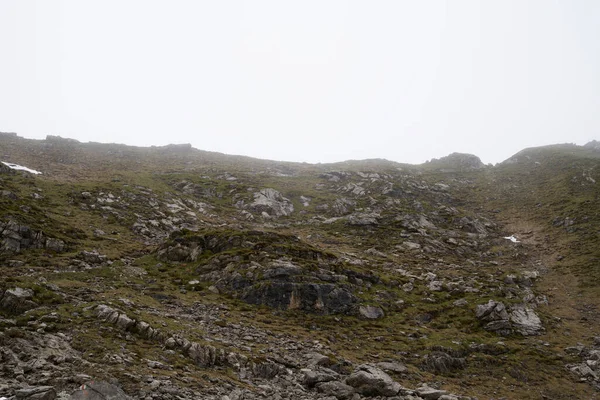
359,306,385,320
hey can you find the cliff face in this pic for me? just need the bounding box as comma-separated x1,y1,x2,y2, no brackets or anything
1,134,599,399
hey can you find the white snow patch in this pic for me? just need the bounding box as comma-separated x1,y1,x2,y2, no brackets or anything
503,235,520,243
2,161,42,174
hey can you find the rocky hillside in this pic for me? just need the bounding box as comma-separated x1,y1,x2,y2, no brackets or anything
1,133,599,399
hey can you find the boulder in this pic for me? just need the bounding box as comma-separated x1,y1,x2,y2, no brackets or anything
475,300,509,322
0,287,38,314
415,384,449,400
359,305,385,319
345,364,403,397
316,381,356,400
475,300,512,335
510,305,543,335
242,282,357,314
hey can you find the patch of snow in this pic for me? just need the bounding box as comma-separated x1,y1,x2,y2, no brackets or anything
503,235,520,243
1,161,42,174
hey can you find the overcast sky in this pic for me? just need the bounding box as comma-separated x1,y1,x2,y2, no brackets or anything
0,1,599,165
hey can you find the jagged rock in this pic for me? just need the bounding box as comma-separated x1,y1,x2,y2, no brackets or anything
15,386,56,400
347,212,379,226
475,300,509,321
475,300,511,335
249,188,294,217
345,364,403,397
568,363,598,380
0,287,38,314
509,305,543,335
332,198,356,216
242,282,358,314
0,221,64,254
359,305,385,319
70,381,132,399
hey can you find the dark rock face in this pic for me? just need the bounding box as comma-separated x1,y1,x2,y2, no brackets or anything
242,282,357,314
0,220,65,254
157,229,362,315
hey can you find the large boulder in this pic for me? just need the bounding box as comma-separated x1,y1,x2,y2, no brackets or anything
510,305,543,335
249,188,294,218
0,287,38,314
475,300,543,336
345,364,403,397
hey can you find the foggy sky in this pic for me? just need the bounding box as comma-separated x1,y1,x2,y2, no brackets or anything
1,1,598,165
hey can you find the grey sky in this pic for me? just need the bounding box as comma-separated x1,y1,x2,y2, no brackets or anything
1,1,598,165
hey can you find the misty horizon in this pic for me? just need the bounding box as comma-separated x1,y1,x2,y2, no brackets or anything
1,1,599,165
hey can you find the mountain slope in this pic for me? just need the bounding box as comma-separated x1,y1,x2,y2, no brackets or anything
1,133,600,399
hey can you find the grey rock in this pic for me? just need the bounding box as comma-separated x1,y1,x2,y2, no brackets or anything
16,386,56,400
45,238,65,252
249,188,294,218
345,364,403,397
376,361,407,373
0,287,38,314
510,305,543,335
302,368,339,388
69,381,132,399
316,381,356,400
475,300,509,322
415,385,449,400
358,305,385,319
